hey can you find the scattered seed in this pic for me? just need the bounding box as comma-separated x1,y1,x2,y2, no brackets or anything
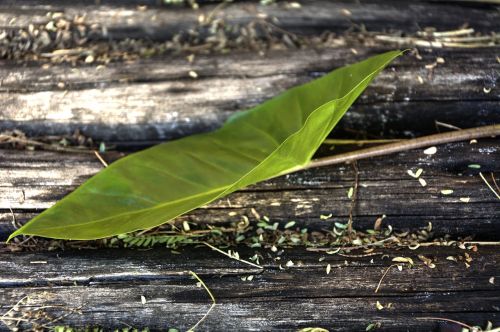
392,257,414,265
284,221,296,229
489,277,495,285
188,70,198,78
182,221,190,232
468,164,481,169
483,87,492,94
470,139,478,144
418,255,436,268
347,187,354,199
320,213,333,220
424,146,437,155
374,215,385,231
418,178,427,187
436,57,445,64
326,264,331,275
376,301,384,310
441,189,453,195
285,260,294,267
459,197,470,203
341,8,352,16
141,295,147,304
287,2,301,8
407,168,423,178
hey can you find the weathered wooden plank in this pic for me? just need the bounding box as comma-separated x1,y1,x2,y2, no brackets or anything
0,246,498,330
0,0,498,42
1,139,499,240
1,47,499,141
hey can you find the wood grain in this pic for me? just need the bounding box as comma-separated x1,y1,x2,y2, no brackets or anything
1,47,499,142
0,1,499,330
0,0,498,40
1,139,499,240
0,246,498,331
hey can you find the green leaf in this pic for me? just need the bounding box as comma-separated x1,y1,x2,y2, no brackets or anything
9,50,402,240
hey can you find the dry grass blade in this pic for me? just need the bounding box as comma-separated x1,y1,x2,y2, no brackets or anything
415,317,474,330
374,264,397,293
479,172,500,200
187,271,216,332
202,242,263,269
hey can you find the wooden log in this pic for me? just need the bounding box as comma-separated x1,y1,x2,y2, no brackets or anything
1,139,499,240
0,0,498,41
0,245,498,330
1,47,499,142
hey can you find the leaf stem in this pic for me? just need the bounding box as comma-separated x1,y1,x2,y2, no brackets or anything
303,124,500,170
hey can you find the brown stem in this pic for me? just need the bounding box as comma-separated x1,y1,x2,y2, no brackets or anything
304,124,500,170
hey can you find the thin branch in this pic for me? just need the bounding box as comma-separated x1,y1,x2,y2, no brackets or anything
302,124,500,171
323,138,402,145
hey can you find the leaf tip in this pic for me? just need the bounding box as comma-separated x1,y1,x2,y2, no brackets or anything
6,229,21,243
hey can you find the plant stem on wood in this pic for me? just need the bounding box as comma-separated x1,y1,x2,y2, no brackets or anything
302,124,500,171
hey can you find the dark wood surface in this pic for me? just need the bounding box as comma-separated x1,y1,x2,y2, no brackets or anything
0,246,499,331
0,0,499,331
1,139,499,241
1,47,499,142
